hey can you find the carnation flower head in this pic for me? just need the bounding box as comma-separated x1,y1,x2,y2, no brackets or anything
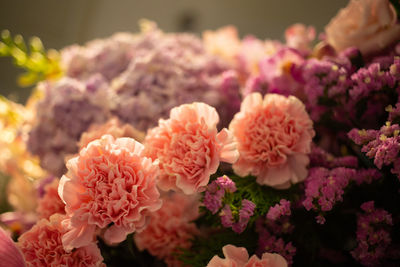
230,93,315,188
58,134,162,250
134,192,200,266
144,102,239,194
207,244,288,267
17,214,104,267
36,178,65,219
78,117,145,148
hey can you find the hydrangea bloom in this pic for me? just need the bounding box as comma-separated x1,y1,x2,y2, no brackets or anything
207,244,288,267
111,23,241,130
144,102,239,194
134,193,200,266
27,75,113,176
230,93,315,188
58,135,161,250
36,178,65,219
61,32,136,81
0,227,25,267
17,214,104,267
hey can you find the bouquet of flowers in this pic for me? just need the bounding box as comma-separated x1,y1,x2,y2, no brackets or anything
1,0,400,266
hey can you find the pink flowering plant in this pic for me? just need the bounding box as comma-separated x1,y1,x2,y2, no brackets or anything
2,1,400,266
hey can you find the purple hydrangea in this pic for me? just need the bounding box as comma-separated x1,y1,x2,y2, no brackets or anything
110,25,241,131
27,75,113,176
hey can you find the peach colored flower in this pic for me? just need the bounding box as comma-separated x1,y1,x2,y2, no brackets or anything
79,117,145,148
134,192,200,266
229,93,314,189
203,26,241,64
17,214,104,267
325,0,400,55
144,102,239,194
58,134,162,250
285,24,315,52
37,179,65,219
0,227,25,267
207,245,287,267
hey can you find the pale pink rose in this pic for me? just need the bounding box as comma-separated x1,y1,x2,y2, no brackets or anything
134,192,200,266
285,24,315,52
17,214,104,267
207,245,287,267
58,134,162,250
229,93,314,189
144,102,239,194
0,227,26,267
325,0,400,55
203,26,241,64
79,117,145,148
36,179,65,219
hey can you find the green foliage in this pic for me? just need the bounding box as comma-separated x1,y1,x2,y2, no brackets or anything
0,30,62,87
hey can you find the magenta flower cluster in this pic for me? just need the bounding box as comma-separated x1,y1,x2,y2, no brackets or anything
204,175,237,214
351,201,393,266
220,199,256,234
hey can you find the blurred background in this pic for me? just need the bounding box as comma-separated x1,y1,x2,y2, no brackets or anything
0,0,348,103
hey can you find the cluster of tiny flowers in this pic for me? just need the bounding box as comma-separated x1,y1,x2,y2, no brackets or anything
303,165,382,224
351,201,393,267
203,175,237,214
309,145,358,169
255,216,296,266
266,199,291,221
349,122,400,179
220,199,256,234
300,58,351,121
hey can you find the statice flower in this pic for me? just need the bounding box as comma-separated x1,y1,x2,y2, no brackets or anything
351,201,393,266
309,145,358,169
220,199,256,234
302,167,354,223
299,58,351,121
27,75,113,176
267,199,291,221
348,122,400,179
111,24,241,131
204,175,237,214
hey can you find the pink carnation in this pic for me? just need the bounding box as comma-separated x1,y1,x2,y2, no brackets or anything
36,179,66,219
17,214,104,267
134,193,200,266
79,117,145,148
58,134,162,250
144,102,239,194
229,93,314,188
207,244,287,267
0,227,25,267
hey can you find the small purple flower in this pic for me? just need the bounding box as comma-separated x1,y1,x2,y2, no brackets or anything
267,199,291,221
351,201,393,266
